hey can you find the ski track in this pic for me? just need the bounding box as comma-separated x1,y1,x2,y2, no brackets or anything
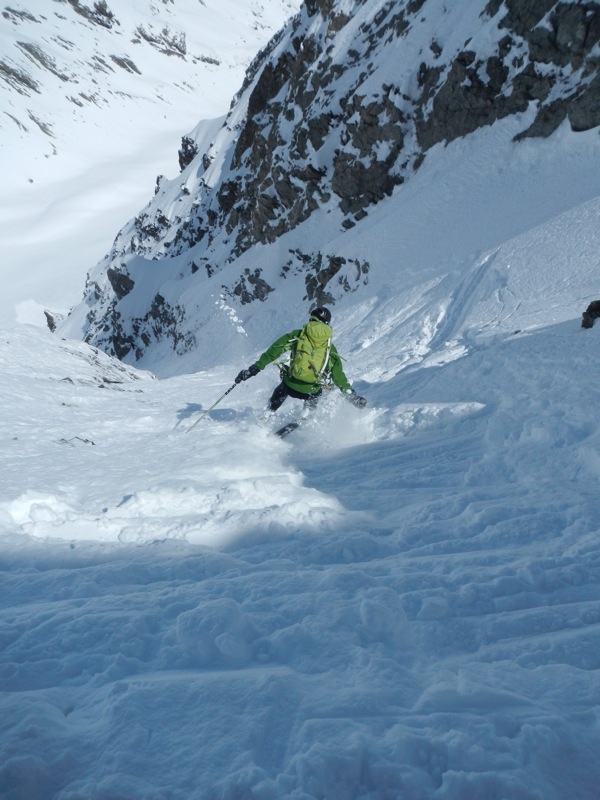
425,248,503,357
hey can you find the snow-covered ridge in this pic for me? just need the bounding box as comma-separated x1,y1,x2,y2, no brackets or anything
1,324,154,389
58,0,600,370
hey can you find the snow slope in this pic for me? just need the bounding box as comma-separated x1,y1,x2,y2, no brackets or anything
2,148,600,795
2,1,600,796
0,0,301,326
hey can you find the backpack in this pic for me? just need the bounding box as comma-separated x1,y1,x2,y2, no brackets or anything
289,320,332,383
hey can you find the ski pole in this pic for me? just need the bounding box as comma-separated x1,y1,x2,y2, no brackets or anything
186,383,237,432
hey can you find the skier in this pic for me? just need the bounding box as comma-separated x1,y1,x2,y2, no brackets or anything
235,307,367,415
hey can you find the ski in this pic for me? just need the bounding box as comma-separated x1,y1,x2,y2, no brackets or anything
274,420,301,438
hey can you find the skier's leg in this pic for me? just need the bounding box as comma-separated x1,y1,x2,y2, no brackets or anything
268,382,289,412
301,389,322,417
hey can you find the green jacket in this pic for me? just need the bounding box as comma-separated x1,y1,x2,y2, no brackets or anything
254,329,352,395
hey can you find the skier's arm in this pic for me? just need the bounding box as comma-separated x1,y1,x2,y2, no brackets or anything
235,330,299,383
254,330,300,370
328,347,352,392
330,346,367,407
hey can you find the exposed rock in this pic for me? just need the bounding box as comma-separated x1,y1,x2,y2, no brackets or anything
134,24,186,57
232,268,274,304
2,7,41,24
506,1,600,137
0,59,40,94
16,42,71,82
178,135,199,171
84,289,193,361
44,310,64,332
332,152,402,215
109,55,141,74
279,249,370,307
568,74,600,131
66,0,117,29
107,267,134,300
65,0,600,365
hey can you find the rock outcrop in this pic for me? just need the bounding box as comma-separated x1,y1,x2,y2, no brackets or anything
62,0,600,364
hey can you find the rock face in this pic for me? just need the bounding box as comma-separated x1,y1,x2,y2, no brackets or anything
416,0,600,144
63,0,600,364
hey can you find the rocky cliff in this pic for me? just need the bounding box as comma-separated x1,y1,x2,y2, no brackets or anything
61,0,600,365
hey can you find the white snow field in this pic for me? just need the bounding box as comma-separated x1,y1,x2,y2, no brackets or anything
1,1,600,794
0,0,301,327
2,122,600,795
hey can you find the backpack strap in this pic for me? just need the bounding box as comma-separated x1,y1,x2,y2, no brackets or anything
318,337,332,379
272,335,298,369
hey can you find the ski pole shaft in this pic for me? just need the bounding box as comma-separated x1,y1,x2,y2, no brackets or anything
186,383,237,432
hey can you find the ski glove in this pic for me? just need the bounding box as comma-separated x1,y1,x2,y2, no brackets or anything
347,389,367,408
235,364,260,383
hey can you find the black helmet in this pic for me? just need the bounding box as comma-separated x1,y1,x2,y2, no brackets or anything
310,306,332,324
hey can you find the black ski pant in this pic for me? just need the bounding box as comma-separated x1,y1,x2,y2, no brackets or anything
268,381,322,412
